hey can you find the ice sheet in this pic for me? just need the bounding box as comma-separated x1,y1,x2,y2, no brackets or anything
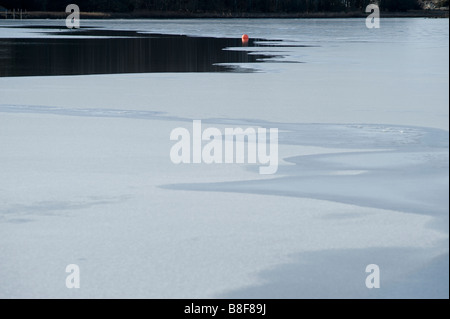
0,18,448,298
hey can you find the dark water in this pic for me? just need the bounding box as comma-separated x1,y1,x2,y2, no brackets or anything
0,27,289,77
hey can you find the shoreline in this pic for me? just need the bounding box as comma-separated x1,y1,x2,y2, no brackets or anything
0,9,448,20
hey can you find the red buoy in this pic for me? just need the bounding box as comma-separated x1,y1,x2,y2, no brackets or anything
241,34,249,43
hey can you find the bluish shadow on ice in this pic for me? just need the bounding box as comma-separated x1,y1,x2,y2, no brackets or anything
1,104,447,224
161,119,449,228
218,247,449,299
159,117,448,298
0,196,130,223
1,103,447,222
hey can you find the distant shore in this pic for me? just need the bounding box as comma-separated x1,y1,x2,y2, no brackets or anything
0,9,448,20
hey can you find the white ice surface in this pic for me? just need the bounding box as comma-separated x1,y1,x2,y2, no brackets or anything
0,19,448,298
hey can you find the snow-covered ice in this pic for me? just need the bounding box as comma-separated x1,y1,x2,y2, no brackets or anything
0,18,448,298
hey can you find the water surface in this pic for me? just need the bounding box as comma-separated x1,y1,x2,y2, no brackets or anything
0,27,293,76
